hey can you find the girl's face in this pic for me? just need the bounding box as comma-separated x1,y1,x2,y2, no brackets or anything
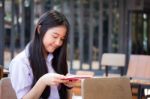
43,25,67,53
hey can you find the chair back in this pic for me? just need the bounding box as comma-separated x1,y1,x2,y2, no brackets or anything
127,55,150,80
101,53,126,76
81,77,132,99
0,77,17,99
101,53,125,67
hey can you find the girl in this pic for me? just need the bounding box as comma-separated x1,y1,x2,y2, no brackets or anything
9,10,72,99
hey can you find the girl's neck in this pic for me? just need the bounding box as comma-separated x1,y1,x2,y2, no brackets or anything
43,49,49,58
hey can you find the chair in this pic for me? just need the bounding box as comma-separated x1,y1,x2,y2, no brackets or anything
0,66,3,79
127,55,150,99
0,77,17,99
101,53,126,76
81,77,132,99
0,65,9,79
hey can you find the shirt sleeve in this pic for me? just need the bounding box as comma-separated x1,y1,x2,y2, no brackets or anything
9,58,33,99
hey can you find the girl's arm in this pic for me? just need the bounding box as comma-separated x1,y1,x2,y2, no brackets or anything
22,77,46,99
22,73,66,99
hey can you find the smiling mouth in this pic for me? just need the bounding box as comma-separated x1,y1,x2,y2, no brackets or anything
49,46,57,50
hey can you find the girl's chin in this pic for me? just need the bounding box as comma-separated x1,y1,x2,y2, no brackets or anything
48,50,54,53
47,48,55,53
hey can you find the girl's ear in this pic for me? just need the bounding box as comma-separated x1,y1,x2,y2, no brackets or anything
37,25,41,34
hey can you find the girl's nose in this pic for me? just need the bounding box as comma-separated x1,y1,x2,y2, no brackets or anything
55,39,62,46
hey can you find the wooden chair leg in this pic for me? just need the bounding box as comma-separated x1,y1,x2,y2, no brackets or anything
105,67,108,76
131,83,142,99
138,85,147,99
120,67,124,76
0,66,4,79
138,85,142,99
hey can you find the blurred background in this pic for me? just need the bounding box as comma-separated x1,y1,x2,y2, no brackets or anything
0,0,150,75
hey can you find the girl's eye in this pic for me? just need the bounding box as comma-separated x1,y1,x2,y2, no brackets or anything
52,35,58,38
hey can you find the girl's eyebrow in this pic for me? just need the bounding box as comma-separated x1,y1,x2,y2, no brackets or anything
53,32,59,35
53,32,65,38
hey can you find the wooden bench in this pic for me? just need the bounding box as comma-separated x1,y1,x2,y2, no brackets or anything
127,55,150,99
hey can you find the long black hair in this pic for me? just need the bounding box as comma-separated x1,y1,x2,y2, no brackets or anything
29,10,70,99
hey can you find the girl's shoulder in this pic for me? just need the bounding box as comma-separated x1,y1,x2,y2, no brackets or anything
12,50,28,62
12,44,30,63
9,49,30,71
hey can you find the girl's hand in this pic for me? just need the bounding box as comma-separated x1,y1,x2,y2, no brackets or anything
63,79,80,88
63,73,80,88
41,73,67,86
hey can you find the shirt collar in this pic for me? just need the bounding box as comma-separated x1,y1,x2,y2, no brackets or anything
25,43,30,57
47,53,53,63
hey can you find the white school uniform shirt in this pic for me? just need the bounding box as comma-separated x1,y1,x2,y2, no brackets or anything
9,45,60,99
